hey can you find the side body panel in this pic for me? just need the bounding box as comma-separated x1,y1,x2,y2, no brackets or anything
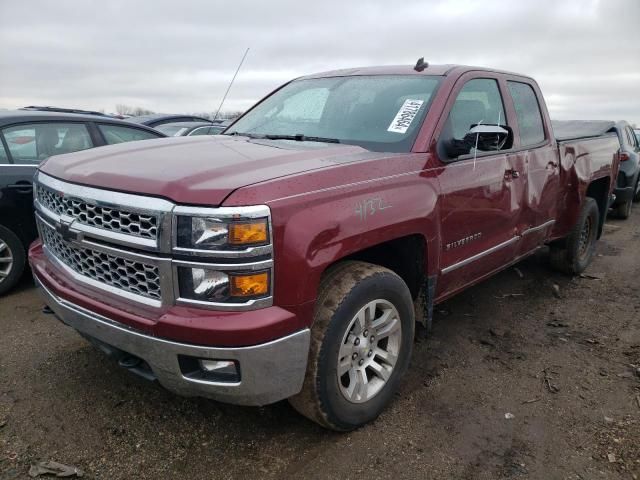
551,135,621,241
225,154,442,309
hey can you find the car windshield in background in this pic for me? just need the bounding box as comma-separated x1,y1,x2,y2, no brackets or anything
156,124,189,136
226,75,442,153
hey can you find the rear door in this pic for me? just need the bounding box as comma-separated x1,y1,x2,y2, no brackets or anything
434,75,527,296
504,79,559,255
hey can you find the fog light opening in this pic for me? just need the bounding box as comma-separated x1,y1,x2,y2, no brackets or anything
199,359,236,374
179,355,241,383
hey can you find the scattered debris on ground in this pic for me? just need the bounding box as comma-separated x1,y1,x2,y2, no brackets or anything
28,461,84,478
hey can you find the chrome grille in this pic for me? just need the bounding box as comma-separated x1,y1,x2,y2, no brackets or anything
38,220,161,301
36,185,158,240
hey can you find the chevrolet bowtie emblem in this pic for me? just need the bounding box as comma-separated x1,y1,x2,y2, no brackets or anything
56,219,82,242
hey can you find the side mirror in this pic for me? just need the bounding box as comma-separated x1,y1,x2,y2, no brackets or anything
446,124,513,158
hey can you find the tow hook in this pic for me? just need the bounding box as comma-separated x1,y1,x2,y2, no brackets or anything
118,355,142,369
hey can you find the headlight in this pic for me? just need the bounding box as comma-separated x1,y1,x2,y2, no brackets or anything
178,267,271,303
172,205,273,310
176,216,269,250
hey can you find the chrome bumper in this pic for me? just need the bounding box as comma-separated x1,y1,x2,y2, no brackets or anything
36,277,310,406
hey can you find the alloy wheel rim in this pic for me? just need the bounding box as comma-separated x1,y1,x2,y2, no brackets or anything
336,299,402,404
0,240,13,283
577,216,592,259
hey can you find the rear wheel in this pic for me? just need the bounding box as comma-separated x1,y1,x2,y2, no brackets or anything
289,261,414,431
614,198,632,219
549,197,599,275
633,175,640,203
0,225,26,296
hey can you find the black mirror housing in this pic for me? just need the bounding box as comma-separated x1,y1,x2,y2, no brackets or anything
446,124,514,158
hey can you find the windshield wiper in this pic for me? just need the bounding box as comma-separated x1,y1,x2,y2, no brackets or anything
225,132,341,144
224,131,263,138
263,134,340,144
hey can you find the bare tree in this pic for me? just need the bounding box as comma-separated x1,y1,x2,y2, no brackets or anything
115,104,154,116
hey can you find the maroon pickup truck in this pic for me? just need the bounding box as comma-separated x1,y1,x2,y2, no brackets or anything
29,63,620,431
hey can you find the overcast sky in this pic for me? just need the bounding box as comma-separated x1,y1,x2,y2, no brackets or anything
1,0,638,124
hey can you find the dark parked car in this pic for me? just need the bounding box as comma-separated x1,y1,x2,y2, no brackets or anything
610,121,640,218
0,110,166,295
155,121,225,137
128,114,211,128
21,105,115,117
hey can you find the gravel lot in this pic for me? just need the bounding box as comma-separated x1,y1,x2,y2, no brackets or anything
1,210,639,480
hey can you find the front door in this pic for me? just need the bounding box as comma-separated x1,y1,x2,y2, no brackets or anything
434,76,526,297
0,159,38,243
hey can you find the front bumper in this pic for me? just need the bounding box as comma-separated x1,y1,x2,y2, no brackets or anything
36,276,310,406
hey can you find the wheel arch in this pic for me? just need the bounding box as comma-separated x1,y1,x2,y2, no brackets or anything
585,176,610,238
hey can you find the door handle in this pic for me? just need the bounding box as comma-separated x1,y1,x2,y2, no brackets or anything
547,161,558,169
505,169,520,179
6,182,33,193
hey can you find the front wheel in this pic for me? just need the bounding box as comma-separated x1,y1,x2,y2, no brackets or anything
549,197,599,275
0,225,26,296
289,261,415,431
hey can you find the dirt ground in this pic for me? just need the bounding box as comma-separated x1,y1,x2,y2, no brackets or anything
1,210,639,480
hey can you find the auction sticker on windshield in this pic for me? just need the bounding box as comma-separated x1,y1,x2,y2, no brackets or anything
387,99,424,134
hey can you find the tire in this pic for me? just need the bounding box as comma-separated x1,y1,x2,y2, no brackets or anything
289,261,415,431
549,197,599,275
0,225,26,296
613,198,632,219
633,176,640,203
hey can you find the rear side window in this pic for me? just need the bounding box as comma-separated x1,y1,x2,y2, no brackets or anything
1,123,93,164
507,81,545,146
98,124,159,144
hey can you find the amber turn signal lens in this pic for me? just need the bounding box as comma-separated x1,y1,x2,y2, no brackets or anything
230,272,269,297
228,220,268,245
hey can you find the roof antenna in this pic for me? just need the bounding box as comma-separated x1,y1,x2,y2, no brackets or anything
414,57,428,72
213,47,250,121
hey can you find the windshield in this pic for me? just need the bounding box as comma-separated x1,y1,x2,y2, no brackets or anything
226,75,442,153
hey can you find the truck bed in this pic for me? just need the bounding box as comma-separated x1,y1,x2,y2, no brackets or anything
552,119,616,141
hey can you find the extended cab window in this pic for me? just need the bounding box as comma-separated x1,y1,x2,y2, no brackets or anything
1,123,93,164
439,78,510,159
226,75,442,153
98,124,159,144
507,81,545,146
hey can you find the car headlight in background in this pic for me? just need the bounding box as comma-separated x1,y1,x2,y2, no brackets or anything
176,216,269,250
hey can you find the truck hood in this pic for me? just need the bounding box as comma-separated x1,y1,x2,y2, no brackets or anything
39,135,381,206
